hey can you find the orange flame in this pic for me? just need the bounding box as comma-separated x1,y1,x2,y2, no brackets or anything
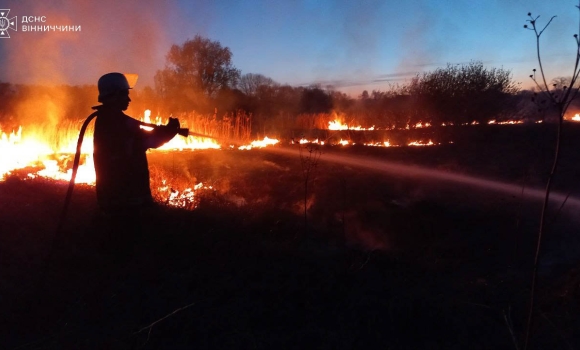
238,136,279,150
328,120,375,131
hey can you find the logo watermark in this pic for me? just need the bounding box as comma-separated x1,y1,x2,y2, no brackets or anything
0,9,17,38
0,9,81,38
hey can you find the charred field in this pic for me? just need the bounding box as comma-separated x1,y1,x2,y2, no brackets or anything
1,123,580,349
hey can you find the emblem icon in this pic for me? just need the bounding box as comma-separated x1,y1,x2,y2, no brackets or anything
0,9,17,38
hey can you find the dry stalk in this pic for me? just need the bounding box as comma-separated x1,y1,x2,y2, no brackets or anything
133,301,196,346
523,4,580,349
503,307,520,350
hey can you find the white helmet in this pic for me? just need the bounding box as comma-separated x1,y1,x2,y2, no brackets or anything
97,72,138,102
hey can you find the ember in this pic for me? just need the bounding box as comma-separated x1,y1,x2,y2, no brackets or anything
408,140,437,147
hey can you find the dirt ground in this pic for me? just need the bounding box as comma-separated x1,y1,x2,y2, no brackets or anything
1,124,579,349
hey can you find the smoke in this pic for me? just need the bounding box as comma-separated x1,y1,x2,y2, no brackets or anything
308,1,440,93
0,0,197,138
2,0,181,87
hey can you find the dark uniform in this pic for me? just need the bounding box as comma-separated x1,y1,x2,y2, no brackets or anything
93,105,178,213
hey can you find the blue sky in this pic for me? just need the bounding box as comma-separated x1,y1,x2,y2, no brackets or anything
1,0,578,95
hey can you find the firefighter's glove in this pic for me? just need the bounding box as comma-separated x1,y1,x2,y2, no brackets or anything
166,117,180,130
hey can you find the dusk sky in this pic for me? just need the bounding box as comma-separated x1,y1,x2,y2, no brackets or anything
1,0,578,95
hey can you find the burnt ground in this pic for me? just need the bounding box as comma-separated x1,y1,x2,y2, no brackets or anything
1,124,580,349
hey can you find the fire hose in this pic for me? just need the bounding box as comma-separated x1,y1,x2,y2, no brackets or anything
53,109,98,241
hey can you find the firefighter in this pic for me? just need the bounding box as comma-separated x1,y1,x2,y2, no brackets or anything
93,72,180,217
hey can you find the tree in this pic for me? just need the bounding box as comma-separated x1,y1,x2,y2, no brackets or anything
408,61,520,125
154,35,241,112
239,73,277,96
299,86,333,114
550,76,572,88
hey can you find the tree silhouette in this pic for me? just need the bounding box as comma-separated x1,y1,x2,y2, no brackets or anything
299,87,333,114
239,73,277,96
154,35,241,112
408,61,519,125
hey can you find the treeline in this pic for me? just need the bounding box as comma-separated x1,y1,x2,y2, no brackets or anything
0,35,574,135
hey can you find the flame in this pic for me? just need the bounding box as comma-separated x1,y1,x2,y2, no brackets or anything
488,120,523,125
141,110,221,150
30,157,96,184
572,114,580,122
3,106,545,211
413,122,431,129
238,136,279,150
328,120,374,131
1,126,57,180
158,136,221,151
0,121,278,186
153,180,213,209
0,109,276,210
295,138,325,145
408,140,436,146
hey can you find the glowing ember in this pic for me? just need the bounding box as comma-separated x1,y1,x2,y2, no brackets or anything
152,179,213,209
408,140,436,146
413,122,431,128
364,141,394,147
324,119,533,131
488,120,524,125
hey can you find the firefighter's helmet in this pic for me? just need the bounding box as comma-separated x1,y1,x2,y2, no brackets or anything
97,72,138,102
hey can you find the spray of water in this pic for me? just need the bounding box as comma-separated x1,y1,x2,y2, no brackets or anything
266,147,580,209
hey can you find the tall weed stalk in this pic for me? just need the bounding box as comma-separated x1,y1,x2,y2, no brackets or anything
523,4,580,349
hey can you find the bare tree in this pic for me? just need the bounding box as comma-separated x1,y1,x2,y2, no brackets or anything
239,73,277,96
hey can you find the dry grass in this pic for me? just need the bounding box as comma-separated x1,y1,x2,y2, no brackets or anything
174,110,252,143
1,129,580,349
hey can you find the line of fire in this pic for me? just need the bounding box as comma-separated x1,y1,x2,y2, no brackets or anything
2,87,579,209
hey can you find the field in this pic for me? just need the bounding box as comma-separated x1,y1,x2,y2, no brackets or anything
1,123,580,349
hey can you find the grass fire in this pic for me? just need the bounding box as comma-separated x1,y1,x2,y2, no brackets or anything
2,2,580,349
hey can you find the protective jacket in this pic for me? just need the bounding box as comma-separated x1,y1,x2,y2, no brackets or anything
93,106,177,212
